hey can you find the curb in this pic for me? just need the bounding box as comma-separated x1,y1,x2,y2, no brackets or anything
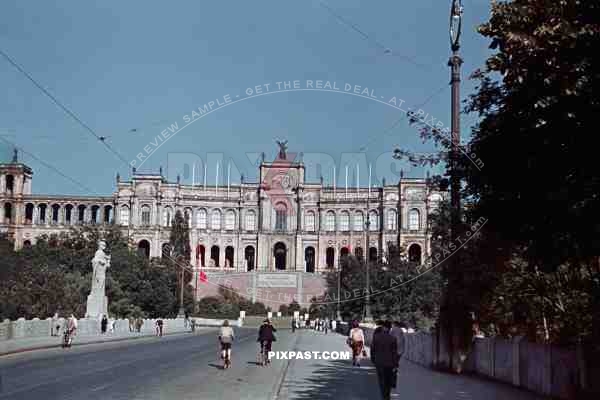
271,332,300,400
0,330,203,357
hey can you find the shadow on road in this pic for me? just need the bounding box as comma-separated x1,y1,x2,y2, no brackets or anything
208,363,224,370
280,359,379,399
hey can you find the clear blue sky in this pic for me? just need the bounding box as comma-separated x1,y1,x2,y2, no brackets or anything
0,0,492,195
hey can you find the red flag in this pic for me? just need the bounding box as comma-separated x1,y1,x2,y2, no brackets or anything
199,270,208,283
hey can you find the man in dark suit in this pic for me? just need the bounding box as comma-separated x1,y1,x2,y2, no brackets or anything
370,320,398,400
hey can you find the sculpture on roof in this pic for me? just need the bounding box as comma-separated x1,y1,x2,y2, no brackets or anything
276,139,288,159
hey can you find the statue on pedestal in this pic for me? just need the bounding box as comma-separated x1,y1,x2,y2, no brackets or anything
92,241,111,294
86,241,111,319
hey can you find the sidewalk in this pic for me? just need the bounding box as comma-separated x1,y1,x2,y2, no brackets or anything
0,328,205,356
276,330,546,400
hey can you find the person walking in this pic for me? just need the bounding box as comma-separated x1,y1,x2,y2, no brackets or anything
291,318,296,333
371,320,399,400
331,319,337,333
51,312,59,336
156,319,163,337
66,314,78,347
348,320,365,366
324,319,329,334
101,315,108,334
389,321,406,389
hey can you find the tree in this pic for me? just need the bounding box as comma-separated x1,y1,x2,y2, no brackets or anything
461,0,600,347
321,253,442,328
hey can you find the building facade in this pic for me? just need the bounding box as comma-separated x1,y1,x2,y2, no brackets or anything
1,149,443,275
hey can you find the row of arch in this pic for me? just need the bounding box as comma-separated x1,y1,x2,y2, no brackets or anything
3,202,113,225
118,205,422,232
134,240,422,271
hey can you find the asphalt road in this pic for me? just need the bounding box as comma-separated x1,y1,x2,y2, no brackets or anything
0,328,299,400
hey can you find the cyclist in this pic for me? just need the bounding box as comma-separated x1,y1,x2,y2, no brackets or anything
257,319,277,365
63,314,78,348
218,320,235,368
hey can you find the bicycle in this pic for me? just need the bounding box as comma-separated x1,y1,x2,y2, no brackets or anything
259,341,271,366
220,340,232,369
61,329,72,348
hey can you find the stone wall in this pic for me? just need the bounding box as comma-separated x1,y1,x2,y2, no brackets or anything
333,322,594,399
0,316,202,341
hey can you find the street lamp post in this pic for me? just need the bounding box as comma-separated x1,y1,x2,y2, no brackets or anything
449,0,463,238
364,198,372,321
336,260,342,320
445,0,463,371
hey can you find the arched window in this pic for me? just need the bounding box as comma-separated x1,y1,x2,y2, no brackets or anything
140,205,151,226
25,203,34,224
103,205,113,224
339,211,350,231
386,209,397,230
275,203,287,231
120,205,130,226
39,204,48,224
196,208,207,229
369,210,378,231
184,208,192,227
196,244,206,267
408,209,420,230
353,211,364,231
369,247,378,262
225,246,234,268
91,205,100,224
210,245,220,266
245,210,256,231
225,210,235,230
354,247,364,259
304,210,315,232
245,246,255,271
138,240,150,258
3,203,12,224
5,175,14,194
211,209,222,230
163,206,172,227
325,211,335,231
51,204,60,224
326,247,335,268
77,204,85,223
408,243,422,264
64,204,73,225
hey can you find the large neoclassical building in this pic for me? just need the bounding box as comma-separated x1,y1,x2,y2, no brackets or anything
1,148,442,275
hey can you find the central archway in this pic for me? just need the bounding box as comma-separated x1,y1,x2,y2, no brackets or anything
274,242,287,270
245,246,255,271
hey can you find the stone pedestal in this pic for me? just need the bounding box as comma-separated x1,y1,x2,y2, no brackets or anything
85,292,108,319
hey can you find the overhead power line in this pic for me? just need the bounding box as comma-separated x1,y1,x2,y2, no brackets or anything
318,0,426,69
0,135,97,194
0,48,130,167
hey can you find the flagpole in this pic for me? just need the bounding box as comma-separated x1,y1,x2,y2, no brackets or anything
333,165,336,197
215,162,219,196
192,163,195,187
345,165,348,198
204,164,207,192
368,164,372,197
356,164,359,193
227,162,231,197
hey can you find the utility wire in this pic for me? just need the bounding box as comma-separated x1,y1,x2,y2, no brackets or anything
0,135,97,194
0,48,130,167
318,0,426,69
